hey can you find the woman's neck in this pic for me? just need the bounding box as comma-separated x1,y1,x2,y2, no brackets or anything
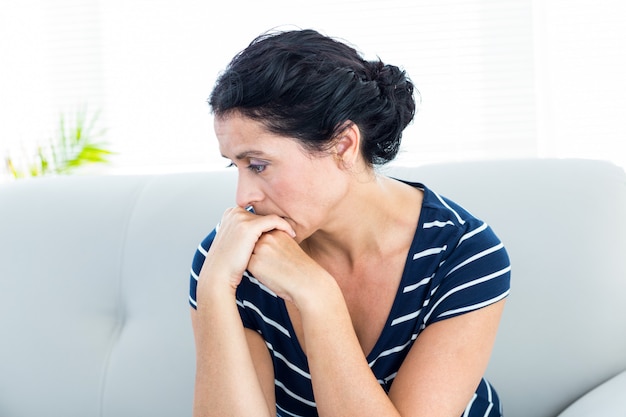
302,175,423,268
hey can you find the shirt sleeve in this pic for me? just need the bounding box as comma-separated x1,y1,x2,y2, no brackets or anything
421,196,511,326
188,229,216,310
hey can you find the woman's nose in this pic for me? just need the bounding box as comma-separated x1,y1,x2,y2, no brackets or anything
235,173,263,208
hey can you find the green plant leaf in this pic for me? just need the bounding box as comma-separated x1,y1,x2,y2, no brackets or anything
37,147,50,175
6,106,114,179
60,144,113,172
5,157,23,179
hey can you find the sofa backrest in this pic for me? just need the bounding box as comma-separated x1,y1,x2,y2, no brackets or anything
1,159,625,417
0,171,236,417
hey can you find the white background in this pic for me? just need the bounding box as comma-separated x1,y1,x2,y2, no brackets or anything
1,0,625,181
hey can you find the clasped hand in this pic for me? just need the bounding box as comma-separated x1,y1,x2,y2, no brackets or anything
199,206,320,304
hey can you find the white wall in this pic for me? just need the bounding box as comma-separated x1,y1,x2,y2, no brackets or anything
1,0,624,180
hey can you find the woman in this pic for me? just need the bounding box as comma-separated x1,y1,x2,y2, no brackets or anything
189,29,510,417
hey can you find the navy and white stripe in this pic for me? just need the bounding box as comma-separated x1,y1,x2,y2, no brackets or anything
189,182,511,417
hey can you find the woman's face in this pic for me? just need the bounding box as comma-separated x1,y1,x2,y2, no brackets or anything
215,113,352,241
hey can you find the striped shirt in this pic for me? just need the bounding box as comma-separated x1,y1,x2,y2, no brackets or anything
189,183,511,417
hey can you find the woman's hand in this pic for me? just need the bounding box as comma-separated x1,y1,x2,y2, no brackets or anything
247,230,329,305
198,207,296,294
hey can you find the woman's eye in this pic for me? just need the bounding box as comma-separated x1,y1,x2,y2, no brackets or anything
226,159,267,173
248,164,267,174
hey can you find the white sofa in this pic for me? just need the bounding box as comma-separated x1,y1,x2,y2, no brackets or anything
1,158,625,417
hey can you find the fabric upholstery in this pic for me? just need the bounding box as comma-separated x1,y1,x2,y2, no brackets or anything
556,371,626,417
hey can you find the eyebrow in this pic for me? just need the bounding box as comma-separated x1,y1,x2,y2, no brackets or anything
222,150,267,160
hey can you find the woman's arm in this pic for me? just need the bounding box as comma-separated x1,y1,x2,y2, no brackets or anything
191,207,294,417
191,297,273,417
296,275,401,417
388,300,505,417
248,230,397,416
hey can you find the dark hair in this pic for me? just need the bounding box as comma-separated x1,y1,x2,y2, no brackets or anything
209,29,417,166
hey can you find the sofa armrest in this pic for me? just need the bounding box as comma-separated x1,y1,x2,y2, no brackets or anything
557,371,626,417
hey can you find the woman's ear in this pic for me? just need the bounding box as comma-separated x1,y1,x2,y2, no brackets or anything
333,122,361,168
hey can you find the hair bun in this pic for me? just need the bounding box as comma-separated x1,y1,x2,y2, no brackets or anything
365,61,414,99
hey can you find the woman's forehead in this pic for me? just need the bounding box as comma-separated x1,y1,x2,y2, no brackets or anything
215,115,303,159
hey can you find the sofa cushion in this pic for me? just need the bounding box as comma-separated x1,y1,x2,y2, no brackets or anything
557,371,626,417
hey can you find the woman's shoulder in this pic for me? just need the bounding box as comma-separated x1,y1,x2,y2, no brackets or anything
396,180,485,230
401,181,509,268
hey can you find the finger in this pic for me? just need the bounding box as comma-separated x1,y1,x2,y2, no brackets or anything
258,214,296,238
231,207,296,238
